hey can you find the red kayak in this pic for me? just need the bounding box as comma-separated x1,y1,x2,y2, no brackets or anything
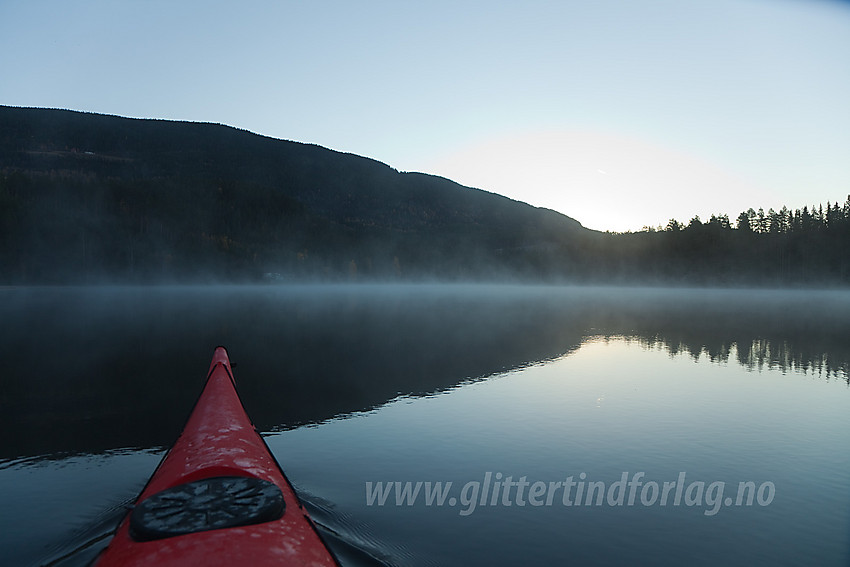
95,346,340,566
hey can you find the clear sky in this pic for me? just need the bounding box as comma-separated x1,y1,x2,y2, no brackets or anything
2,0,848,232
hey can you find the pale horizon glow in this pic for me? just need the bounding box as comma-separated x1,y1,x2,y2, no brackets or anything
1,0,849,232
424,130,778,232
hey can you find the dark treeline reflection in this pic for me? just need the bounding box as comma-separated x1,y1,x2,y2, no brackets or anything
2,285,848,460
583,287,850,382
619,334,849,381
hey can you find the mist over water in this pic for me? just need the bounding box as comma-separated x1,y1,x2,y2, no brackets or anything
1,285,848,566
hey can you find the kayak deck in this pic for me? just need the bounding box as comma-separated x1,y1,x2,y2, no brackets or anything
95,347,339,566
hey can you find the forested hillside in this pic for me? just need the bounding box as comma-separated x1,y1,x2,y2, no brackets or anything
1,106,848,285
0,106,586,282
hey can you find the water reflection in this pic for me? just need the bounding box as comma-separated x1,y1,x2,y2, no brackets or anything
2,285,849,567
602,334,849,383
1,285,848,461
270,337,850,567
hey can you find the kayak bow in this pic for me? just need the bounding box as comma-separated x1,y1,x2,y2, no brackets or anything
95,346,339,566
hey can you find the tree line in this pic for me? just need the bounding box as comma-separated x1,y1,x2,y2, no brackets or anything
651,199,850,235
592,197,850,285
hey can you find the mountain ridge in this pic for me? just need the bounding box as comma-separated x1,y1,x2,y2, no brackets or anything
0,105,589,282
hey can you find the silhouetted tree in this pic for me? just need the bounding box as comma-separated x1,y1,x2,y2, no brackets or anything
779,206,790,233
736,211,752,232
800,206,812,232
767,208,780,234
755,208,767,233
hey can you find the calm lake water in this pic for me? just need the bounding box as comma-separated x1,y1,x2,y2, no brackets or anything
1,285,848,566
